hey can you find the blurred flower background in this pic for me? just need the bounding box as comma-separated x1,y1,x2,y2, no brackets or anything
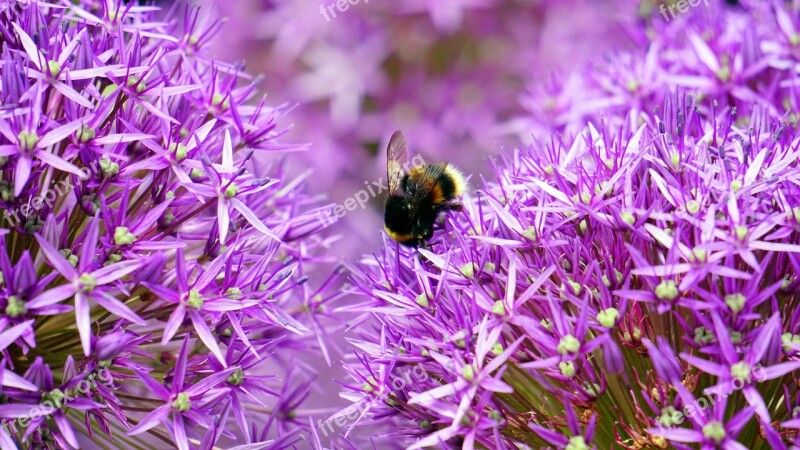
200,0,639,259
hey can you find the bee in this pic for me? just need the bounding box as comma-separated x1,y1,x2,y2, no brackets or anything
383,130,467,247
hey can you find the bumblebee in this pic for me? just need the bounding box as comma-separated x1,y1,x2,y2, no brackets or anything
383,131,467,247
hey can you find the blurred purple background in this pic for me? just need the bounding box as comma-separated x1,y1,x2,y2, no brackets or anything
194,0,638,260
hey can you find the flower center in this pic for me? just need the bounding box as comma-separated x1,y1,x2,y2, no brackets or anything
171,392,191,412
77,273,97,292
702,421,726,443
186,289,204,309
5,296,26,318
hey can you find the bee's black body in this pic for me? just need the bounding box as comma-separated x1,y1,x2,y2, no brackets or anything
382,131,466,247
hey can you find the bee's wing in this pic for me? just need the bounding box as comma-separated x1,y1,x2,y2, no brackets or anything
387,131,408,196
410,162,448,207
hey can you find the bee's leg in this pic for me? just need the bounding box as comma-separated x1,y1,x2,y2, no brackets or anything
435,202,463,214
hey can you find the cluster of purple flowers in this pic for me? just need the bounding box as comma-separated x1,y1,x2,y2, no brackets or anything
341,1,800,449
0,1,344,448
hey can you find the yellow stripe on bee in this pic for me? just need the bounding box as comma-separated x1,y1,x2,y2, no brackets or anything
384,225,414,243
443,166,467,196
432,184,445,204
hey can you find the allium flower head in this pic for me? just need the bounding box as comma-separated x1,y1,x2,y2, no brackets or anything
0,1,343,448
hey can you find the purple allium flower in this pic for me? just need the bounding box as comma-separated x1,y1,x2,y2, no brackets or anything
340,2,800,448
0,1,344,448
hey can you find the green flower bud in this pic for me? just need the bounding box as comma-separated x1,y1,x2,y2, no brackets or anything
724,293,745,313
362,376,377,393
659,406,681,427
78,273,96,292
734,225,748,241
99,158,119,177
565,436,587,450
522,226,537,241
567,280,582,295
791,207,800,224
42,389,65,407
75,125,95,143
5,296,26,318
212,93,230,110
694,326,714,345
582,381,601,396
691,248,707,263
557,335,580,355
227,367,244,386
23,216,44,234
114,226,136,246
103,253,122,267
716,65,731,83
17,130,39,151
731,179,742,192
491,343,503,355
171,392,191,412
224,183,239,199
730,361,751,381
461,364,475,381
621,211,636,226
190,168,205,179
168,142,188,161
655,280,678,301
782,333,800,352
670,153,681,168
187,289,204,309
559,360,576,378
491,300,506,315
596,308,620,328
702,421,726,443
101,83,119,98
48,60,62,77
226,287,242,300
60,249,79,267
